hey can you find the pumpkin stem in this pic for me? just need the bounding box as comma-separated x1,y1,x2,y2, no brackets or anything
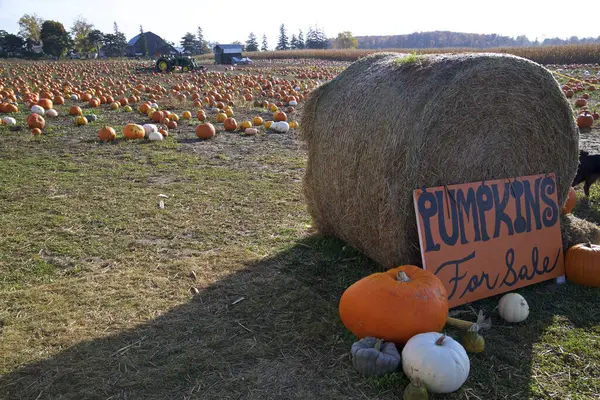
374,338,383,352
435,334,446,346
396,271,411,282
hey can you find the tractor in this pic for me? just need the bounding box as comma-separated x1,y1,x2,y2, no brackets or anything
155,55,203,73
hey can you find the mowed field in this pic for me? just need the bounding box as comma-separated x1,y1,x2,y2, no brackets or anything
1,57,600,400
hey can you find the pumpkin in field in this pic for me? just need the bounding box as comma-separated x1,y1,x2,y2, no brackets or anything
565,243,600,287
31,105,45,115
26,113,45,130
98,126,117,141
196,110,207,121
38,98,53,110
182,111,192,120
111,102,120,110
89,98,101,108
244,128,258,136
124,105,133,112
69,106,83,116
264,120,274,129
225,108,234,117
75,115,88,126
4,103,18,113
252,116,264,126
148,131,164,141
273,111,287,121
196,122,216,140
402,333,469,394
289,121,299,129
577,111,594,128
240,120,252,130
53,96,65,105
224,117,238,131
123,123,145,139
498,293,529,323
561,187,577,215
338,265,449,344
575,98,587,107
45,109,58,118
216,112,227,123
31,128,42,135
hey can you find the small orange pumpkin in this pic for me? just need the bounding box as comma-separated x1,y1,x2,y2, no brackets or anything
338,265,449,344
577,111,594,129
224,117,238,131
26,113,45,130
197,110,207,121
575,98,587,108
75,115,88,126
38,98,53,110
252,116,264,126
69,106,83,116
31,128,42,135
123,123,145,139
98,126,117,141
565,243,600,287
561,187,577,215
196,122,216,139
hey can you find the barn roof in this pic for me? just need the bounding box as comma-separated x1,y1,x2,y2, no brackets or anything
214,44,243,54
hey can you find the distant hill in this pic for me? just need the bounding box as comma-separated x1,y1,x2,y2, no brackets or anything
332,31,600,49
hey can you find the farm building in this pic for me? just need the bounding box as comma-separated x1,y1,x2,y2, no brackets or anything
213,44,243,64
126,32,178,57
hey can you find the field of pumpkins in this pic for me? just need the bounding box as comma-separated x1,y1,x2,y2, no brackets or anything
0,59,342,142
1,58,600,400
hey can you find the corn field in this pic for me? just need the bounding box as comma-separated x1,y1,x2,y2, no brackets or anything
197,44,600,65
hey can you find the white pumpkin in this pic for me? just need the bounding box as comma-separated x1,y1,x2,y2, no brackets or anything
143,124,158,135
148,131,164,141
402,333,470,394
271,121,289,133
1,117,17,125
150,102,159,109
244,128,258,136
288,100,298,107
31,105,45,115
498,293,529,323
45,109,58,118
70,94,79,101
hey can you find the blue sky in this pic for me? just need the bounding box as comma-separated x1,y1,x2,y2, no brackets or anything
0,0,598,48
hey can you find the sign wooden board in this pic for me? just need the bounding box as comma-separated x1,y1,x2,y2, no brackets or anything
413,173,565,308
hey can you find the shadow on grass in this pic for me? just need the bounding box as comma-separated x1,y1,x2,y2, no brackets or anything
1,235,599,400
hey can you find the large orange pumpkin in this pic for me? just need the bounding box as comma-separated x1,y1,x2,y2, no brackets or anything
124,123,145,139
196,122,216,139
69,106,82,116
26,113,45,130
565,243,600,287
338,265,449,344
561,187,577,215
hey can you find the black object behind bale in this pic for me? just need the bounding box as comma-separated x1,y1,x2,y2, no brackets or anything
302,52,579,267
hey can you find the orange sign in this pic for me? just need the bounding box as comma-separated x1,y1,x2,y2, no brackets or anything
413,173,565,308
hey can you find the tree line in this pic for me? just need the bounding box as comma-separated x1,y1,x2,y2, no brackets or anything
353,31,600,49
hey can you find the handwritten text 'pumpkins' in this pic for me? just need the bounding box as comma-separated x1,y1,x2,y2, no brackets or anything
413,174,565,307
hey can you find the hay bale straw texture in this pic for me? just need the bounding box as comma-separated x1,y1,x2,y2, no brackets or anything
302,52,579,267
561,214,600,252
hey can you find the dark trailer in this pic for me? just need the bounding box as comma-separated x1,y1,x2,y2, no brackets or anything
213,44,243,65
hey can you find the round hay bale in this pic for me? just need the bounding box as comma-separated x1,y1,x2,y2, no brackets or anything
302,52,579,267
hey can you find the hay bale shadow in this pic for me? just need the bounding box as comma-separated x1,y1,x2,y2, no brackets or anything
1,236,598,399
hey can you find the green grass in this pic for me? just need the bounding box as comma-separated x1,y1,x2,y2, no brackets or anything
0,60,600,400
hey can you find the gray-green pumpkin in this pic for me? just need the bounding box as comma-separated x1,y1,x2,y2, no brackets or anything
84,114,98,122
351,337,400,377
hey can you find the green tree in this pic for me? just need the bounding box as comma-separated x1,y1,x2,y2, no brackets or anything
41,20,73,59
276,24,289,50
18,13,43,43
334,31,358,49
70,16,94,54
261,34,268,51
297,30,305,49
138,25,148,56
87,29,104,56
102,22,127,57
196,26,210,54
306,26,328,49
181,32,198,54
245,32,258,52
290,34,298,49
0,31,25,56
